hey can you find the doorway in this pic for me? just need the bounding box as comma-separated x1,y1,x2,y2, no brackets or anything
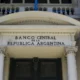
9,58,62,80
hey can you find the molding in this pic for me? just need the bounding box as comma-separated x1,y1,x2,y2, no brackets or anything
0,32,75,34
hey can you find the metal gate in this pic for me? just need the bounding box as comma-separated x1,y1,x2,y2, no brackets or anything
9,58,62,80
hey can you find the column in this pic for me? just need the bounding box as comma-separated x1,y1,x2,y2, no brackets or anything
0,48,5,80
23,0,25,4
10,0,12,4
47,0,50,4
65,46,78,80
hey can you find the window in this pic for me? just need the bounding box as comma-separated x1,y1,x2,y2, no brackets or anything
25,0,34,3
50,0,59,3
16,7,19,12
2,8,5,15
53,8,56,13
57,8,61,14
71,8,74,15
13,0,22,3
43,7,47,11
66,8,70,15
0,0,10,3
38,7,43,11
0,0,4,3
11,8,15,13
25,7,29,11
62,0,72,3
30,7,34,10
7,8,10,14
40,62,56,77
38,0,47,3
25,0,47,3
62,8,65,15
0,8,1,12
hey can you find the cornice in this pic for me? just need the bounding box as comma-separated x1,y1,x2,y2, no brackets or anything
0,32,76,35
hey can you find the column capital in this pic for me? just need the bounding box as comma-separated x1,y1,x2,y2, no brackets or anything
0,47,6,55
65,46,78,54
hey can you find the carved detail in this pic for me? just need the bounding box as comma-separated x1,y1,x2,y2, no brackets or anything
0,47,6,55
65,46,78,55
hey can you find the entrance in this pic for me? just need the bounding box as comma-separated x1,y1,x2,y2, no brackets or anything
9,58,62,80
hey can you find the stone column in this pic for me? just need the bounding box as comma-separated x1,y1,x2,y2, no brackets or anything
10,0,12,4
65,46,78,80
23,0,25,4
0,48,5,80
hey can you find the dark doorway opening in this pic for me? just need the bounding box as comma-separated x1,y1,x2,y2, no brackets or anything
9,58,62,80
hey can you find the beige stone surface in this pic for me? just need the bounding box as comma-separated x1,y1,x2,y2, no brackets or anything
76,47,80,80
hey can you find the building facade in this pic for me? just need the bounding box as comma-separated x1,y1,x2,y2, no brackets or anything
0,0,80,80
0,0,80,19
